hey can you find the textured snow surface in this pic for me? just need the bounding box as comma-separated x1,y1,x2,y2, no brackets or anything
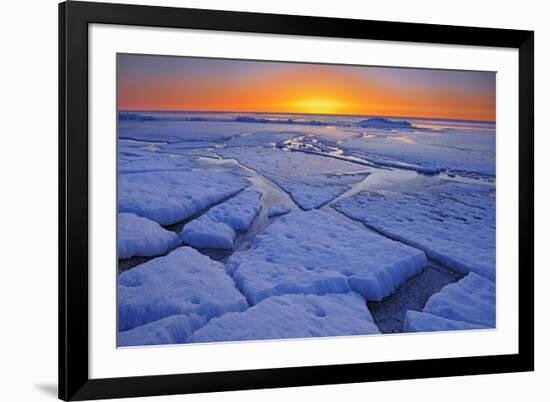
118,213,181,259
118,153,196,174
403,272,495,332
340,129,495,179
225,131,300,147
191,293,379,343
118,247,248,331
268,203,291,218
118,170,250,225
333,181,495,280
403,311,486,332
218,146,369,209
226,210,428,304
118,314,206,347
181,190,262,249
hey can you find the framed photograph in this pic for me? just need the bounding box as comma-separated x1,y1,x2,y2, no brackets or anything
59,1,534,400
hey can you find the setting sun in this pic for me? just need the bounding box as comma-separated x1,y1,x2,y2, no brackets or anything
118,54,496,121
291,97,348,114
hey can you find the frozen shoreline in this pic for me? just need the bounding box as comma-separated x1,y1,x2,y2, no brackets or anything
116,112,496,344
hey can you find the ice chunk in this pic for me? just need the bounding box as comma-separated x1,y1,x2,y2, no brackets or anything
181,190,262,249
227,210,428,304
118,213,181,259
423,272,495,327
191,293,379,343
118,314,206,347
268,203,291,218
118,247,248,331
118,170,249,225
333,181,495,280
403,311,486,332
402,272,495,333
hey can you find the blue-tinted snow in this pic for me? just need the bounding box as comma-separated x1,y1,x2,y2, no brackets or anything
118,152,197,174
268,203,291,218
340,127,495,179
403,311,486,332
423,272,495,326
333,181,495,281
118,247,248,331
226,210,428,304
118,313,206,347
224,131,300,148
218,146,370,209
118,213,181,259
118,169,250,225
190,293,379,343
181,190,262,249
403,272,495,332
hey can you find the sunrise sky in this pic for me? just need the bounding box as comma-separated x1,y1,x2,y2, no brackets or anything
117,54,496,121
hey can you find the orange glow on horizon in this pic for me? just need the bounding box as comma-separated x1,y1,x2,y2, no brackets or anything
118,55,496,121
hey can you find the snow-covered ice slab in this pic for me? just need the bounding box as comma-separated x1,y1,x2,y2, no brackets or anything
191,293,379,343
333,181,495,281
403,311,486,332
118,314,206,347
423,272,495,327
268,203,291,218
118,170,250,225
403,272,495,332
218,146,369,209
118,247,248,331
181,190,262,249
226,210,428,304
340,128,495,179
118,213,181,259
118,153,197,175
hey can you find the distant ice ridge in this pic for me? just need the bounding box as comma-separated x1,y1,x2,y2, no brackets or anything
403,272,495,332
118,112,422,130
118,314,206,347
118,213,181,259
357,117,414,129
332,181,496,281
218,146,369,210
181,190,262,249
118,247,248,331
118,170,250,225
190,293,379,343
226,210,428,305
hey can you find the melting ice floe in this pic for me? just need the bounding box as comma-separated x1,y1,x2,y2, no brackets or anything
332,181,496,281
180,190,262,250
190,293,379,343
118,170,250,225
118,247,248,331
403,272,495,332
226,210,428,304
118,213,181,259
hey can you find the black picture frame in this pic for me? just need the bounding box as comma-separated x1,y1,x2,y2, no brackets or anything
59,1,534,400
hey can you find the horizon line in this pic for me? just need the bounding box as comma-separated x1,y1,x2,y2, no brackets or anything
118,109,496,124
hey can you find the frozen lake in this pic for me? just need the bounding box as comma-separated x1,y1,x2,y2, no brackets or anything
116,111,496,346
